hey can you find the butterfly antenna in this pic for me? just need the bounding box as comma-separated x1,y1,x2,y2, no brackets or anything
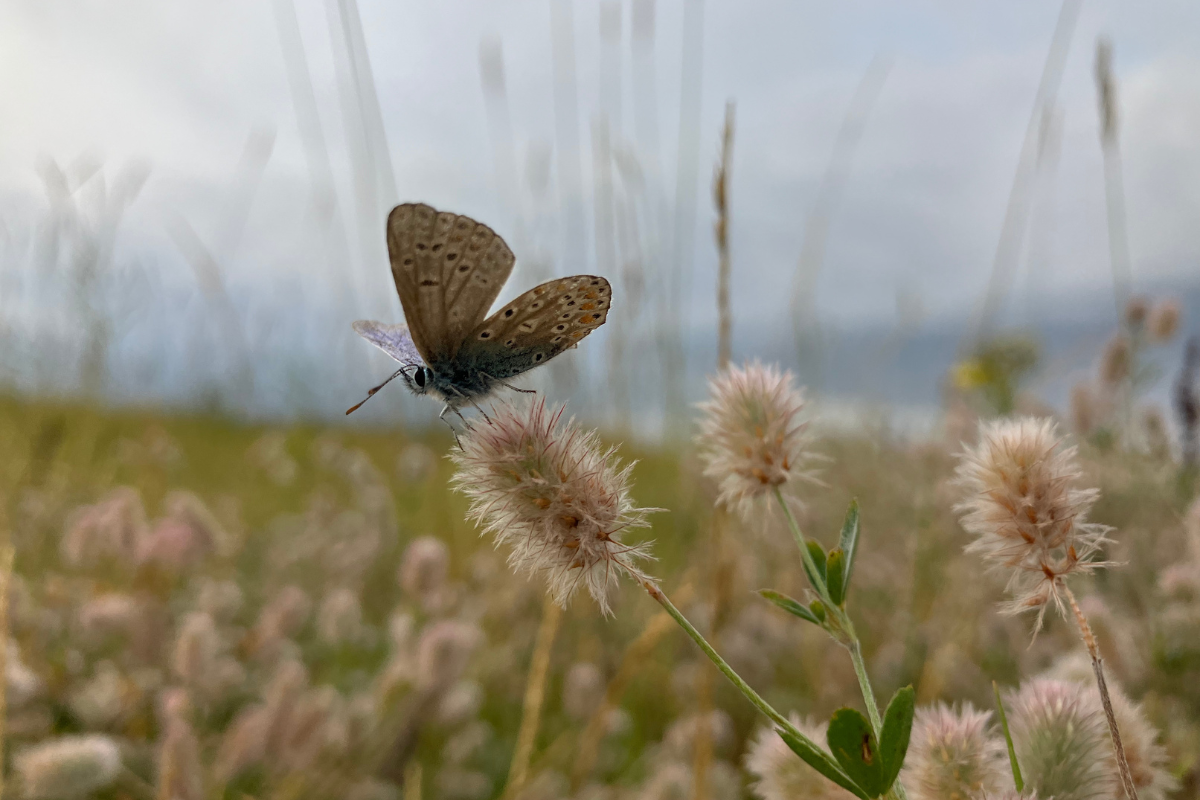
345,368,405,415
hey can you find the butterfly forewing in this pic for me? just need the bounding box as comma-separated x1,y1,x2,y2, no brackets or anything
386,203,514,367
352,320,424,366
457,276,611,379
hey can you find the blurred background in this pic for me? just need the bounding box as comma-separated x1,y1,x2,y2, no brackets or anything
3,2,1200,799
3,0,1198,435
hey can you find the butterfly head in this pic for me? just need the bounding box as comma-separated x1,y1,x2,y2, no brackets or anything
401,365,433,397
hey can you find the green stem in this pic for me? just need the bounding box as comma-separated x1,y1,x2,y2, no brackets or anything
646,581,791,731
773,487,831,601
847,640,883,734
772,489,909,800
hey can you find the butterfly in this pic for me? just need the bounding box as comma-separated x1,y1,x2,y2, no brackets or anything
348,203,612,426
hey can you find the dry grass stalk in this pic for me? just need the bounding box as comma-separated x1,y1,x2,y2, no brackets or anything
0,542,12,800
714,101,735,371
504,597,564,797
1095,37,1133,321
1065,585,1140,800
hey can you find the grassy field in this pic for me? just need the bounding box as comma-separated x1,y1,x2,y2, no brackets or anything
0,391,1197,799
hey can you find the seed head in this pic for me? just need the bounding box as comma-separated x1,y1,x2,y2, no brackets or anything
1148,298,1181,342
903,703,1006,800
696,361,817,521
563,661,605,721
1008,679,1112,800
61,487,148,569
399,536,450,605
316,588,365,647
416,620,481,690
1100,335,1131,386
954,417,1111,631
451,399,655,613
746,715,855,800
15,735,123,799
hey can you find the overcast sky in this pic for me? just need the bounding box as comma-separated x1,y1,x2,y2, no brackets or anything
2,0,1199,344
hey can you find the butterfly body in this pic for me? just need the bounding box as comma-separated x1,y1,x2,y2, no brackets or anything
349,203,611,419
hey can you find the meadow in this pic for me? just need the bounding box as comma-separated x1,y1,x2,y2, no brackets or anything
0,373,1196,799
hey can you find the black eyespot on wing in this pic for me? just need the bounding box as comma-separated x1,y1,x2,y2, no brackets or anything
555,324,566,331
432,243,442,252
447,252,458,261
480,331,491,339
534,353,544,362
505,309,514,317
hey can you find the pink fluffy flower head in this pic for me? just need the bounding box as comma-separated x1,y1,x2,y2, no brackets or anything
696,361,817,520
451,399,655,614
954,417,1111,631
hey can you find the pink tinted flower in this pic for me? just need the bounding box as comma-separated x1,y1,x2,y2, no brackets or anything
451,399,655,613
954,417,1111,630
696,361,817,520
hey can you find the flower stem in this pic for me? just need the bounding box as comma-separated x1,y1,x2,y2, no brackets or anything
772,487,831,600
1065,584,1139,800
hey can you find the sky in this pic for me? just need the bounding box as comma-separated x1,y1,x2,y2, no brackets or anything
0,0,1198,419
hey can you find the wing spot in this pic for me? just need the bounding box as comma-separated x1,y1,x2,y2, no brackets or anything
519,322,536,332
480,331,491,339
534,353,544,362
590,279,599,285
567,301,576,307
531,301,542,309
555,324,566,332
505,339,515,347
591,313,601,320
447,253,458,261
458,265,469,273
432,243,442,252
504,309,515,317
553,336,564,343
420,279,440,287
561,313,571,320
403,258,413,266
417,243,427,251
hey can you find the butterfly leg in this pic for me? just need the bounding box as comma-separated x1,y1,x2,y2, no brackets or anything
439,404,463,448
466,398,493,425
481,373,537,396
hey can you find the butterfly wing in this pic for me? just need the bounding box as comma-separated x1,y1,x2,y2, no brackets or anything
457,276,611,379
352,320,425,366
386,203,515,366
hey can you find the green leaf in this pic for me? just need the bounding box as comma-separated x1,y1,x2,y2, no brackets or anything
837,500,861,602
827,548,846,606
810,600,827,622
777,728,871,800
827,708,885,797
878,686,915,793
757,590,821,626
993,681,1024,792
805,540,828,587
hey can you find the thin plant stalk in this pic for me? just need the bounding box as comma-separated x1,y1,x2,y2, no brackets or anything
504,596,564,797
1064,584,1139,800
0,543,12,800
404,763,422,800
714,101,735,371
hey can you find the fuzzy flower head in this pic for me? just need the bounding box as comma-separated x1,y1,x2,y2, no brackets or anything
1008,679,1113,800
903,703,1006,800
954,417,1111,631
451,399,655,614
745,715,855,800
16,735,123,799
696,361,817,520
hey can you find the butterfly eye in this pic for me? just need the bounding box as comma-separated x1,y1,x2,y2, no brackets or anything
414,368,427,389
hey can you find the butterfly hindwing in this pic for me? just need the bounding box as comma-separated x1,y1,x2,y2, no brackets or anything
387,203,514,367
458,276,611,379
352,320,424,367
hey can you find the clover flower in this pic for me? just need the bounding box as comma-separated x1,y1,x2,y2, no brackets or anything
451,399,655,613
696,361,817,521
954,417,1111,630
903,703,1006,800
